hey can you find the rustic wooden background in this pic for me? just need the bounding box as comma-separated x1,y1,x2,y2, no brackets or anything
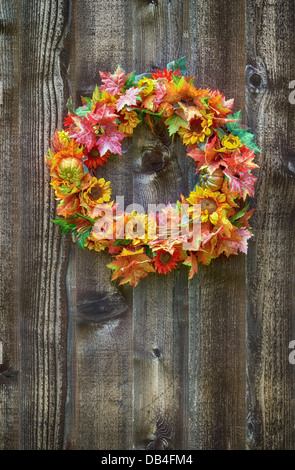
1,0,295,450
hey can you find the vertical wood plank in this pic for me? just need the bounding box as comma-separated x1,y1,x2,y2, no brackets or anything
131,0,195,450
64,0,135,450
246,0,295,449
187,0,247,450
17,0,72,449
0,0,20,450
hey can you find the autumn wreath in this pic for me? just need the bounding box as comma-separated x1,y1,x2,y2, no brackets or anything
46,57,259,286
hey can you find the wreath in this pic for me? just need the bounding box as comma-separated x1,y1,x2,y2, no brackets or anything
46,57,259,287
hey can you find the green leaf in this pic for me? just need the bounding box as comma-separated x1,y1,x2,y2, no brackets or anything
91,85,100,103
199,96,210,108
113,239,133,246
75,212,95,224
66,96,76,114
74,228,92,250
216,127,226,141
165,113,188,136
225,111,260,153
166,56,187,75
144,245,156,258
124,71,136,89
229,203,250,223
75,99,93,117
51,217,77,235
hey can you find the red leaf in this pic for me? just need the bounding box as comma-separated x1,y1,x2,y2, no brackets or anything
87,104,119,125
99,66,127,95
183,252,198,279
97,126,125,156
115,87,141,111
70,116,97,151
223,169,257,200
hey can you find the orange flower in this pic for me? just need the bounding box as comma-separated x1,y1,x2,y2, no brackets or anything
84,148,111,169
154,247,183,274
118,109,141,136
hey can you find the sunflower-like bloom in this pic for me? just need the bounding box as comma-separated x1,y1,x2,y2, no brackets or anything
57,130,71,148
221,134,241,150
137,77,156,96
80,177,111,208
84,148,111,169
178,113,213,145
154,247,182,274
186,186,232,227
118,109,141,136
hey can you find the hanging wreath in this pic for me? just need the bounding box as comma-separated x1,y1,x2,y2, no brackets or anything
46,57,259,287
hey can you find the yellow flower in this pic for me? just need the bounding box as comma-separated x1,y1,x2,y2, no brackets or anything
137,77,155,96
84,234,110,252
187,186,232,227
221,134,241,150
57,130,71,148
178,113,213,145
80,177,112,207
118,109,141,136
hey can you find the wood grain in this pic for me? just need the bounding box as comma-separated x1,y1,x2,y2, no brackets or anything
246,0,295,450
13,0,71,449
64,0,135,450
0,0,20,450
187,0,247,450
1,0,295,451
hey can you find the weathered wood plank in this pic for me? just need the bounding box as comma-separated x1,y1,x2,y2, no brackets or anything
16,0,72,449
64,0,135,450
131,0,194,450
0,0,21,450
246,0,295,450
187,0,247,450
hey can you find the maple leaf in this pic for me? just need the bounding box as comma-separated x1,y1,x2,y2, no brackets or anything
165,113,189,136
176,102,202,123
188,134,225,173
223,169,257,200
70,116,97,151
235,208,255,229
187,146,206,170
115,87,141,111
208,92,234,118
97,126,125,156
216,228,252,257
183,252,198,279
107,248,155,287
56,194,80,217
153,81,167,106
222,147,259,174
164,77,190,103
87,103,119,125
99,65,127,95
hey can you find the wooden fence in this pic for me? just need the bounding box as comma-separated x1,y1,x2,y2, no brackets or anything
1,0,295,450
